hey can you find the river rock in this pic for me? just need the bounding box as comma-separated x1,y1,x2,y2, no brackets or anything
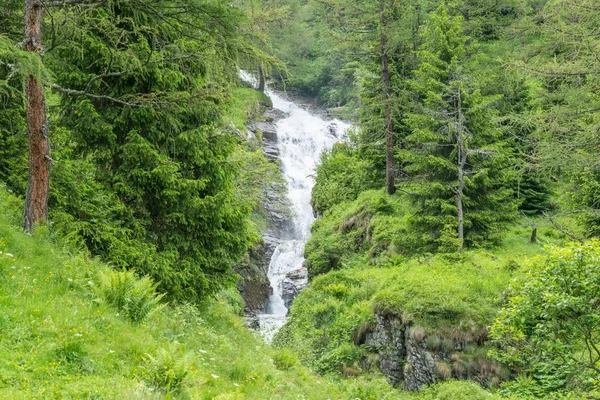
280,268,308,309
263,107,288,122
248,121,278,142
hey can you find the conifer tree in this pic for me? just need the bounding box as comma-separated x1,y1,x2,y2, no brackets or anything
314,0,407,194
404,2,517,252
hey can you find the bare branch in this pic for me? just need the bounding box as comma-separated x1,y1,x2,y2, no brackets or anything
38,0,104,7
49,84,145,108
542,211,585,242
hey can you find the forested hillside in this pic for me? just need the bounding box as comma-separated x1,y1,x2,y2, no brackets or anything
1,0,599,398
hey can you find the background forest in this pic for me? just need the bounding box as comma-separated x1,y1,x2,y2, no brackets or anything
0,0,599,398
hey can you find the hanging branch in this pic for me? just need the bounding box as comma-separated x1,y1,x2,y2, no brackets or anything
50,84,147,108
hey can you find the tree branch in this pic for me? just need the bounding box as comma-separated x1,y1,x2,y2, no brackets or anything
50,84,145,108
38,0,104,7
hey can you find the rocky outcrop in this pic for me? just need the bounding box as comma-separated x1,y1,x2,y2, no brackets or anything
235,242,271,315
247,108,289,162
359,313,506,391
363,314,406,385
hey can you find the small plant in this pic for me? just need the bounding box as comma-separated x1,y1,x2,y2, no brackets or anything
272,348,298,371
435,361,452,380
141,347,192,394
426,336,442,351
96,269,164,323
409,326,426,341
55,339,86,365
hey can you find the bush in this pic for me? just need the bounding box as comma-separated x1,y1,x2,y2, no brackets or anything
491,240,600,395
141,347,192,394
272,348,298,371
311,143,380,215
96,269,164,323
305,190,412,277
419,380,502,400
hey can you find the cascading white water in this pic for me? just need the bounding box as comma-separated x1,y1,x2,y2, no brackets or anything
241,71,350,341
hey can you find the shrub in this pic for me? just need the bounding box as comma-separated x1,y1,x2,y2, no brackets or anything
272,348,298,371
141,347,192,394
490,240,600,394
96,269,164,323
311,144,380,215
420,380,501,400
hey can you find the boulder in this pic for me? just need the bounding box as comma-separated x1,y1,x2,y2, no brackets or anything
263,107,288,122
280,268,308,309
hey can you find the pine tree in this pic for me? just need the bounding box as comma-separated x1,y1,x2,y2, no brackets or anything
403,2,517,252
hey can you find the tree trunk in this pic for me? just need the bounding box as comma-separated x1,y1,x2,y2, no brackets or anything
456,84,466,252
530,226,538,243
258,64,266,93
23,0,51,232
379,0,395,195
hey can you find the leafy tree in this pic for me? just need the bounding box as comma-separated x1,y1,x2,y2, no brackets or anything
491,241,600,393
403,2,517,252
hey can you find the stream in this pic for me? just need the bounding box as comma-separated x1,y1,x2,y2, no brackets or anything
241,72,350,341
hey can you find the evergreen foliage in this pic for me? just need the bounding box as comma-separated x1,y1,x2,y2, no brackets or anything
36,1,266,301
403,3,517,251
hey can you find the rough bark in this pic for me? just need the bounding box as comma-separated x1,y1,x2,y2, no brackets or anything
379,0,395,195
456,84,466,252
23,0,51,232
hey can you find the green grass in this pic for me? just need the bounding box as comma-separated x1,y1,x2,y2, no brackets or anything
0,187,352,399
279,188,576,389
0,186,533,399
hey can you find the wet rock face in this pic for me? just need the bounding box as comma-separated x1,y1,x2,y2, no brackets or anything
247,107,289,162
234,242,271,315
280,268,308,310
263,107,288,122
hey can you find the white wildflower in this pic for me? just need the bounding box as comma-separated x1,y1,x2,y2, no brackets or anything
211,374,219,379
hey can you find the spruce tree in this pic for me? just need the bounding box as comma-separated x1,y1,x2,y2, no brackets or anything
403,2,517,252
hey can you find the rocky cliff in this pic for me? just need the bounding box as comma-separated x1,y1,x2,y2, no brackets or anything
357,312,507,391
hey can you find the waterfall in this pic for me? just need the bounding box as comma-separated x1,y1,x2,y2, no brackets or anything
240,71,350,341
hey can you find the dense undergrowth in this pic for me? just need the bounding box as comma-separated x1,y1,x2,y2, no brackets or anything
276,186,597,398
0,187,340,399
1,182,533,399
